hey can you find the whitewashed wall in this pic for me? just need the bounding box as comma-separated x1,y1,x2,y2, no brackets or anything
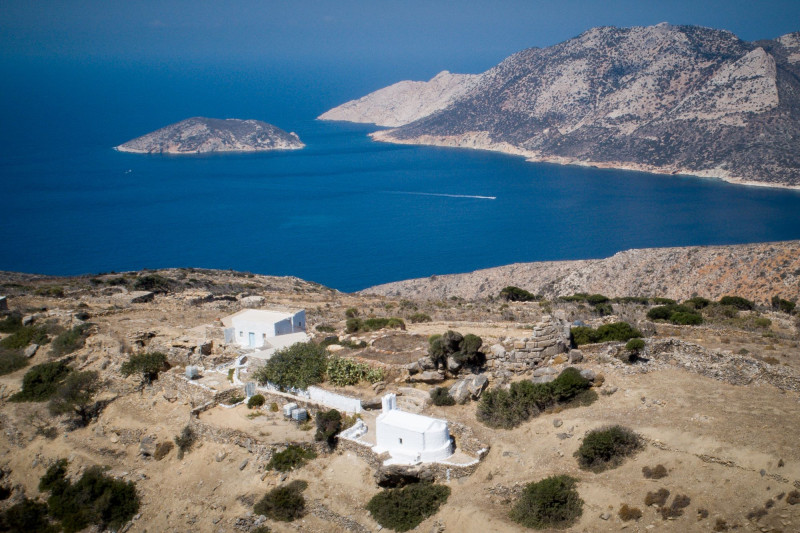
308,386,362,414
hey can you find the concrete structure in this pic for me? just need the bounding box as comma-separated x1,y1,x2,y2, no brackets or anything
225,309,306,349
373,394,453,465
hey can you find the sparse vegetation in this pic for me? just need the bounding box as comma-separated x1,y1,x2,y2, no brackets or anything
326,356,384,386
477,368,592,429
133,274,171,292
345,317,405,333
120,351,168,385
772,295,796,314
430,387,456,406
50,324,92,356
408,312,432,323
48,370,100,426
0,324,50,351
645,488,670,507
174,425,196,459
267,445,317,471
660,494,691,519
618,504,642,521
254,342,327,390
153,441,173,460
571,322,642,346
366,483,451,532
509,475,583,529
642,464,668,479
254,480,308,522
575,425,642,472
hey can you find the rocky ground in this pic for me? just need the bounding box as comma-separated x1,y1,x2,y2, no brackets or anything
0,263,799,532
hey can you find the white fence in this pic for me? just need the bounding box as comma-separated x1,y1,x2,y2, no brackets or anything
308,386,362,414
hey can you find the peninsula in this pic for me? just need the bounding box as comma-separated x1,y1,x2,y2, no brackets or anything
321,23,800,189
115,117,304,154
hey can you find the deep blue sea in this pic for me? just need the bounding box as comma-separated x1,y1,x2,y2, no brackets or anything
2,58,800,292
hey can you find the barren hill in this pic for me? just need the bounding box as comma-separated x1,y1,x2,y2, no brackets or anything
362,241,800,303
324,23,800,188
115,117,304,154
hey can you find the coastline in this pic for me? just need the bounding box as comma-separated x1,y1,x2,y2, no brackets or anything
113,144,305,154
369,130,800,192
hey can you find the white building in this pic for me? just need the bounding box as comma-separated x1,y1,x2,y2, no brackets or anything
372,394,453,465
225,309,306,349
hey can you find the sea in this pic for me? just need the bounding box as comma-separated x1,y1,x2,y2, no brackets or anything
2,57,800,293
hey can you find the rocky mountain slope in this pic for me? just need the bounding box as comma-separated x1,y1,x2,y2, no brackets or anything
116,117,304,154
318,70,480,127
325,23,800,188
362,240,800,303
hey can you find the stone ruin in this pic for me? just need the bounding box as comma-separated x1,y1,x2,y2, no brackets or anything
485,316,571,373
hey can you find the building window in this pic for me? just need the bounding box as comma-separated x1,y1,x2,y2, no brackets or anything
398,438,403,445
239,331,242,337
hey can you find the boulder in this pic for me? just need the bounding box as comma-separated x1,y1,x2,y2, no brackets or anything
490,344,506,358
446,356,462,373
467,374,489,398
568,349,584,363
404,361,420,374
410,371,444,384
533,367,557,377
580,369,597,381
24,344,39,358
418,356,436,371
449,380,471,404
531,375,556,384
139,436,157,457
22,315,35,326
362,396,383,410
185,366,200,379
240,295,265,307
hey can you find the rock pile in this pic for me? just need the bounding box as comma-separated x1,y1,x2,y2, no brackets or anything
486,316,569,373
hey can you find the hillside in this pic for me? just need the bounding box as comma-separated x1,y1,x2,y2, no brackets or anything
115,117,304,154
324,24,800,188
362,241,800,304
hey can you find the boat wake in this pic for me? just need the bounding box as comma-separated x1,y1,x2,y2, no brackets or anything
384,191,496,200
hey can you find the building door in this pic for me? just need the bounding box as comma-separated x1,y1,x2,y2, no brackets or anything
248,332,255,347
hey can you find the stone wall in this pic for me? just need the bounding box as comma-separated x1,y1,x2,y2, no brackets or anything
485,316,570,373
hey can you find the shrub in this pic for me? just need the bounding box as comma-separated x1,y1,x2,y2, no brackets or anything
754,317,772,328
0,313,22,333
618,504,642,521
671,311,703,325
270,402,279,412
685,296,711,309
642,464,668,479
786,490,800,505
132,274,171,292
315,409,342,446
625,338,645,354
0,324,49,350
428,330,484,370
327,357,368,386
644,488,670,507
772,296,796,314
10,361,72,402
153,441,173,460
430,387,456,406
660,494,691,520
50,324,92,356
315,324,336,333
719,295,754,310
408,312,432,323
345,307,359,318
253,342,327,390
500,286,538,302
477,368,591,429
34,286,65,298
647,304,703,325
0,350,29,376
571,322,642,346
575,425,642,472
48,371,100,426
267,445,317,472
120,351,168,385
0,498,57,532
254,480,307,522
509,475,583,529
247,394,265,409
174,425,196,459
40,462,139,533
366,483,450,532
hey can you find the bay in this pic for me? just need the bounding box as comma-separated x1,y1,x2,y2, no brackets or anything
2,59,800,292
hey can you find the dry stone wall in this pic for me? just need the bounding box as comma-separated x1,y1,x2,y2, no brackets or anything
485,316,570,373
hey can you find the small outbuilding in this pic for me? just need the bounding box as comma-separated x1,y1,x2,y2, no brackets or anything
224,309,306,349
372,394,453,465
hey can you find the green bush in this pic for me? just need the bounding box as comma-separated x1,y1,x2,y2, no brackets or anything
754,317,772,328
500,286,538,302
625,338,645,354
0,325,49,350
345,307,359,318
509,475,583,529
48,371,100,426
247,394,265,409
327,356,374,387
0,350,29,376
366,483,450,532
267,445,317,472
408,312,432,323
315,409,342,446
428,330,484,370
430,387,456,406
647,304,703,325
772,296,796,314
120,351,168,385
719,295,754,310
315,324,336,333
0,497,57,533
10,361,72,402
174,425,196,459
685,296,711,309
346,317,406,333
253,342,327,390
50,324,92,356
575,425,642,472
132,274,171,292
571,322,642,346
477,368,591,429
254,480,307,522
34,286,65,298
670,311,703,325
0,313,22,333
40,462,139,533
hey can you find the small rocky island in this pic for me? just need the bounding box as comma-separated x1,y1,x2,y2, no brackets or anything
115,117,304,154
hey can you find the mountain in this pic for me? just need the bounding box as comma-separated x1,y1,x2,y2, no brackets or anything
319,70,481,127
362,240,800,304
322,24,800,188
115,117,304,154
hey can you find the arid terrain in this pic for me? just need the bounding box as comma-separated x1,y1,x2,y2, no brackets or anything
1,248,799,532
